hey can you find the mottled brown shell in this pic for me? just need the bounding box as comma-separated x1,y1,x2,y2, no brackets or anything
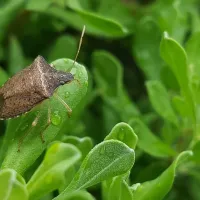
0,55,74,119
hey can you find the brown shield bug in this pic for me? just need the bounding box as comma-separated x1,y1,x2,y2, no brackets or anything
0,26,85,151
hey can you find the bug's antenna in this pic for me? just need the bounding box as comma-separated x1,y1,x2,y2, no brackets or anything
73,25,86,66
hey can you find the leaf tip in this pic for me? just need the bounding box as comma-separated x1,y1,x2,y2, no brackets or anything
163,31,169,39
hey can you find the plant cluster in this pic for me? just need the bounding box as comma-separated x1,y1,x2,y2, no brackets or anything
0,0,199,200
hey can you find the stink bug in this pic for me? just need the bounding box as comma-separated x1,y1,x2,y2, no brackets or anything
0,26,85,151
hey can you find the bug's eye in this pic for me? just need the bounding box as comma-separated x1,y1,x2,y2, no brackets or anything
60,81,65,85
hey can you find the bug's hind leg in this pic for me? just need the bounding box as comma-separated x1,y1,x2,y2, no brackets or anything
39,104,51,143
18,101,52,152
18,112,41,152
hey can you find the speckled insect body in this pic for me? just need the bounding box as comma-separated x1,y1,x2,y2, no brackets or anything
0,56,74,120
0,26,85,152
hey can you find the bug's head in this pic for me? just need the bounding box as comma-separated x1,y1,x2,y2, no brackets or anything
57,71,74,85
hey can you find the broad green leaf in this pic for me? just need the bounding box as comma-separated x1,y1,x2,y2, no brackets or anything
46,2,128,38
133,17,164,80
161,121,180,146
26,0,53,11
55,140,135,199
102,103,121,134
172,95,191,117
48,35,77,62
160,32,195,120
160,66,179,91
96,0,135,32
185,32,200,104
27,142,82,200
152,0,189,43
8,36,25,76
0,169,28,200
190,7,200,33
190,75,200,104
66,0,131,36
1,59,88,175
192,141,200,164
93,50,123,97
0,45,4,60
93,50,140,121
131,151,193,200
129,118,176,157
146,80,178,126
0,0,25,42
107,175,133,200
62,136,93,159
103,122,136,200
55,190,95,200
160,32,188,91
105,122,138,150
186,32,200,76
0,67,8,86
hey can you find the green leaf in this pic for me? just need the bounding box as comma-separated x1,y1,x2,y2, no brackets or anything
133,17,163,80
62,136,93,159
172,95,191,117
8,35,25,76
190,7,200,33
129,118,176,158
96,0,135,32
93,50,140,121
1,59,88,175
0,67,8,86
190,75,200,104
0,45,4,60
152,0,189,43
107,175,133,200
185,32,200,104
48,35,77,62
191,141,200,164
93,50,123,97
131,151,193,200
26,0,53,11
55,140,135,199
146,80,178,126
55,190,95,200
105,122,138,150
0,0,25,42
160,32,195,120
27,142,82,200
46,2,128,38
160,66,179,91
186,32,200,76
0,169,28,200
160,32,188,91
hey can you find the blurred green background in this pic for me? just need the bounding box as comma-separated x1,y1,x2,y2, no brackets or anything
1,0,200,199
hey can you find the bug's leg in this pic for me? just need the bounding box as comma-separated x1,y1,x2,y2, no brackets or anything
39,102,51,143
18,112,41,152
53,93,72,118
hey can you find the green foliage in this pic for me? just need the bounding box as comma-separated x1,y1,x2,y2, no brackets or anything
27,142,82,200
146,80,178,126
1,59,88,175
131,151,193,200
0,169,28,200
0,0,199,200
